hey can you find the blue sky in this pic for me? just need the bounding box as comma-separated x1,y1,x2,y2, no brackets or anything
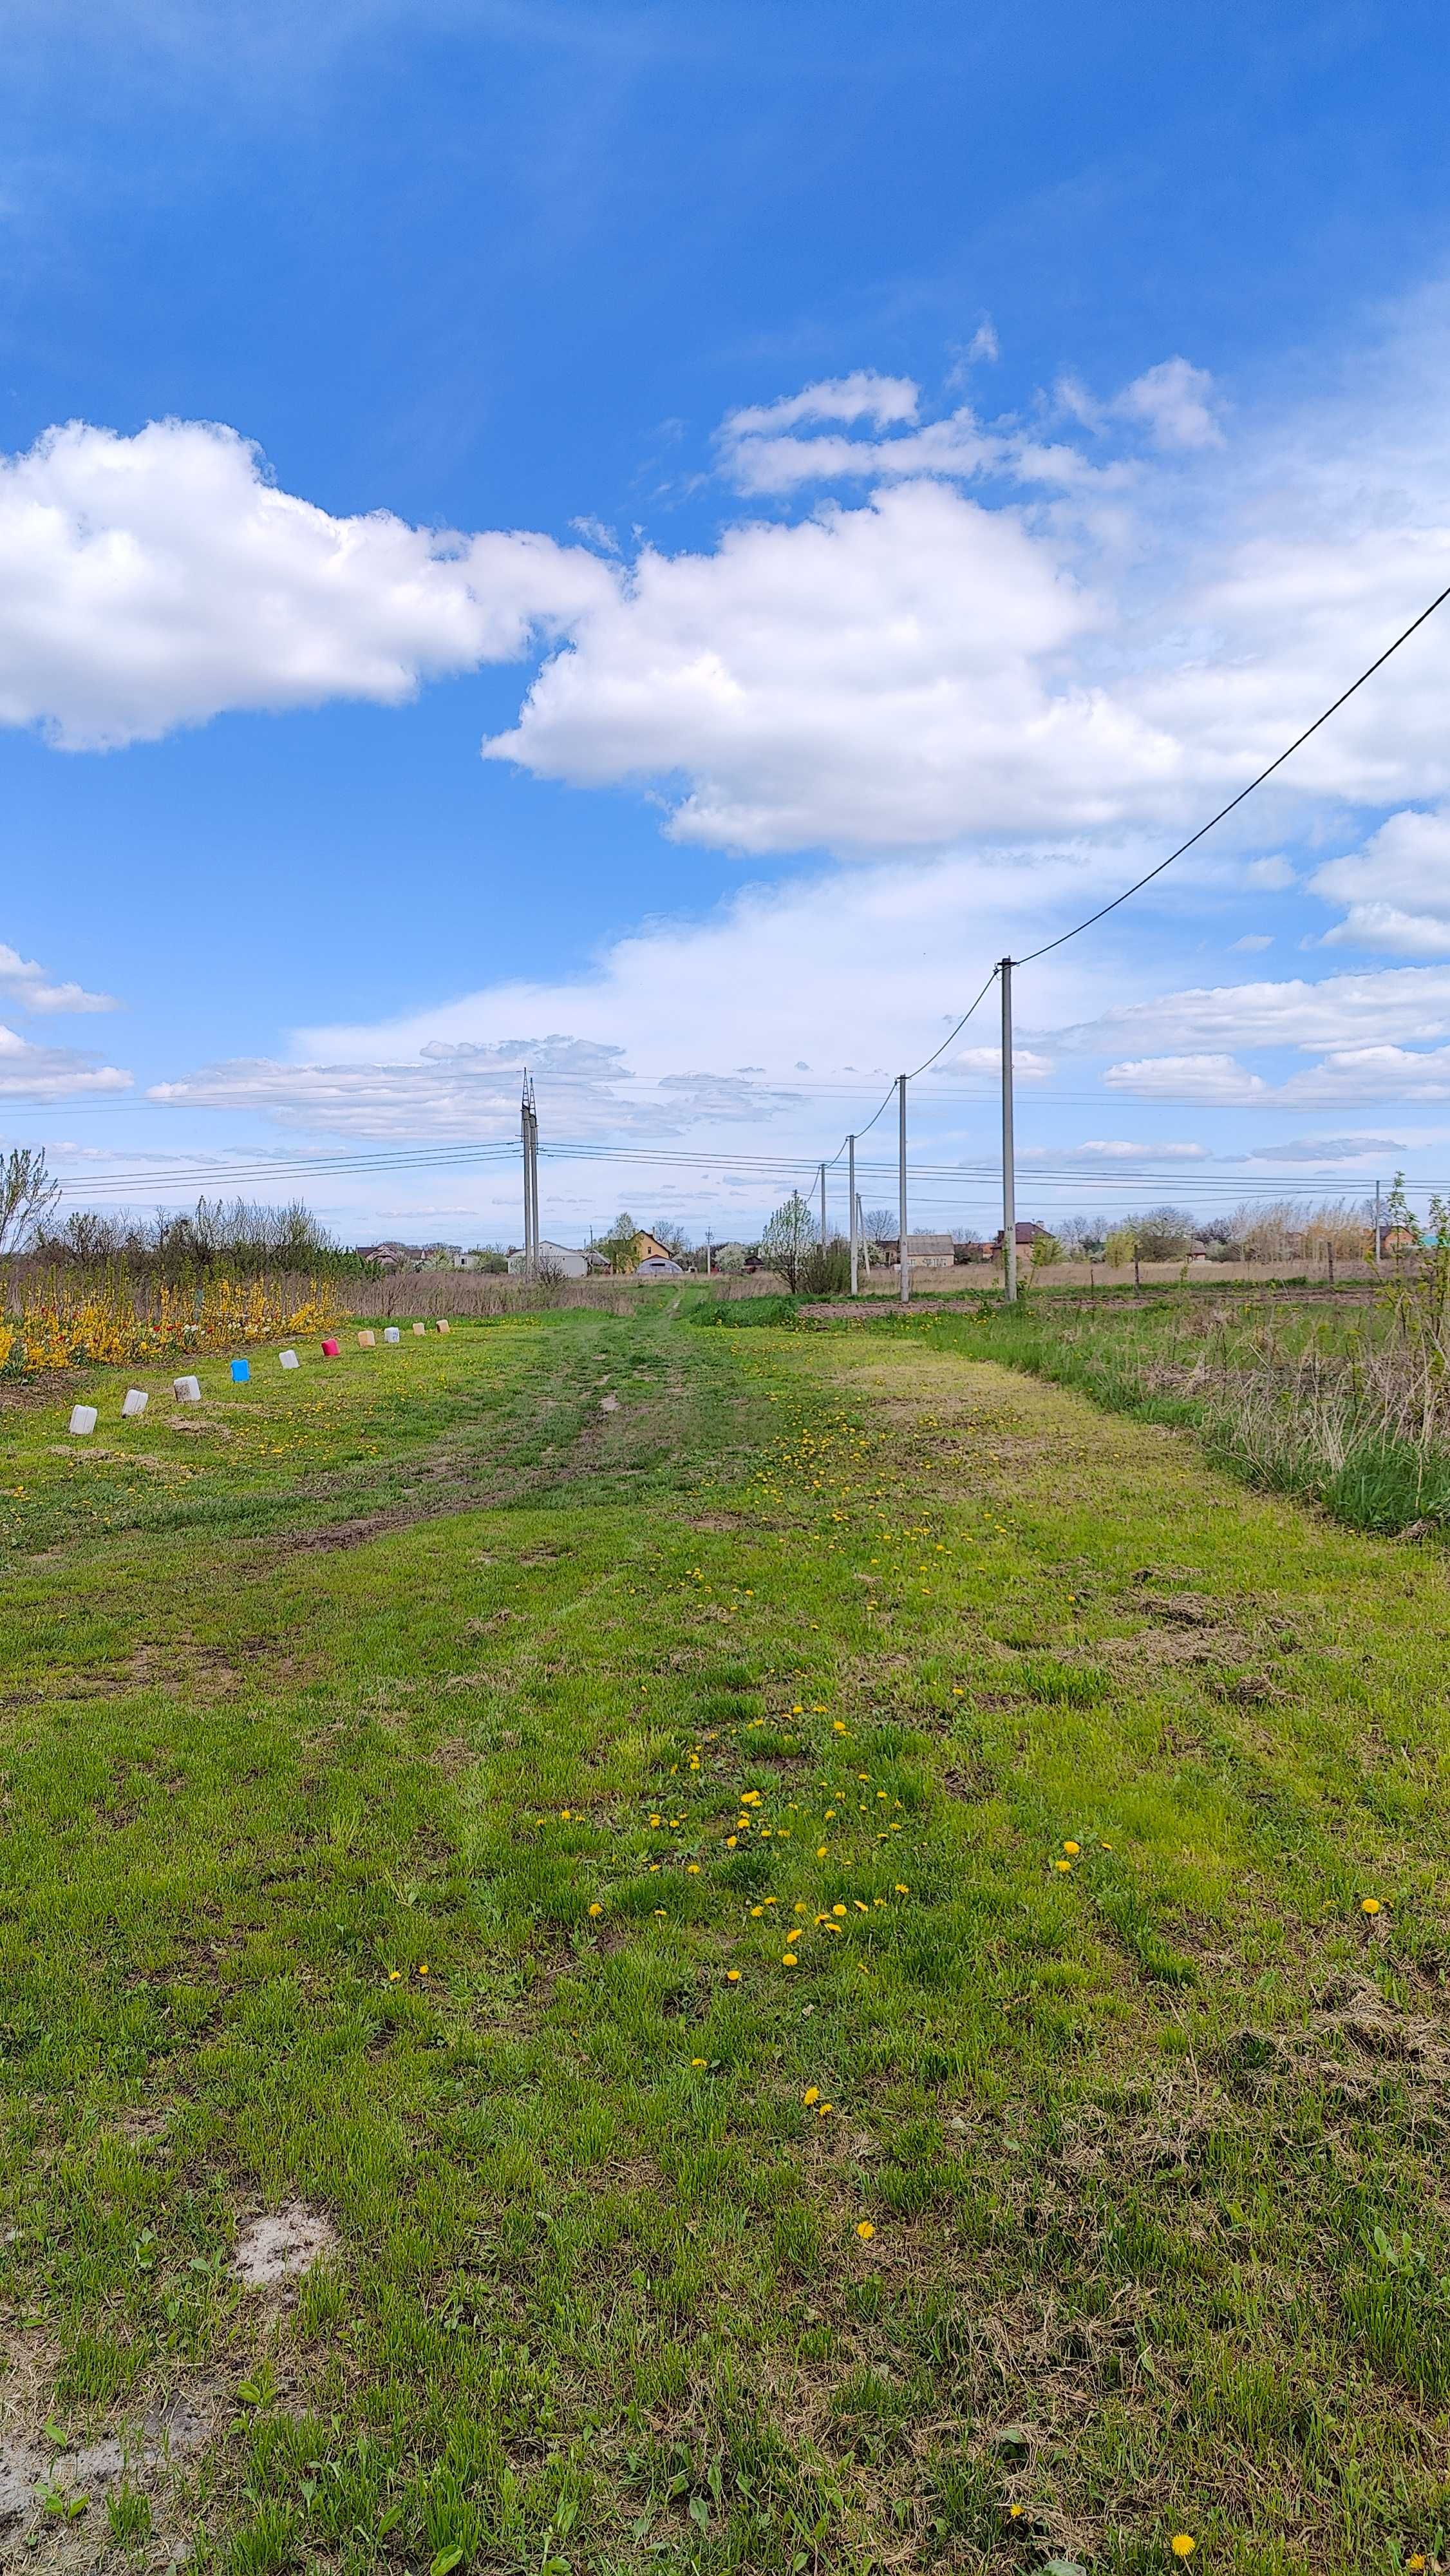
6,0,1450,1246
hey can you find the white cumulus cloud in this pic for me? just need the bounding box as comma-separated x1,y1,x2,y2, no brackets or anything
483,481,1174,852
1311,806,1450,954
0,419,612,750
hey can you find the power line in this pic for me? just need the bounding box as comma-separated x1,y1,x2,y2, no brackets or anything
1015,573,1450,967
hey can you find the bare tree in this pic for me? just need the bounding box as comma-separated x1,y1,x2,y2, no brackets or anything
0,1148,60,1261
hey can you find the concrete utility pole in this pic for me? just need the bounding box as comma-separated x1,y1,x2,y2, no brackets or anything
1000,958,1017,1303
848,1135,858,1296
818,1160,827,1252
1373,1179,1383,1269
520,1070,539,1276
858,1193,871,1275
898,1074,910,1307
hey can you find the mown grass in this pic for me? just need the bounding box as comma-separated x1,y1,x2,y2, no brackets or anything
848,1292,1450,1539
3,1312,1450,2573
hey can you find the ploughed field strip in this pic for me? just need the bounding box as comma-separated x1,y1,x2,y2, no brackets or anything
2,1308,1449,2574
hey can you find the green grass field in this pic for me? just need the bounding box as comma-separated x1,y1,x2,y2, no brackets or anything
3,1306,1449,2576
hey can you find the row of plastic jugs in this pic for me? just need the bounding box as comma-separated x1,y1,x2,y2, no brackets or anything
66,1319,451,1434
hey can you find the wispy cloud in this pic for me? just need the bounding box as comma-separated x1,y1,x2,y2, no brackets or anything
0,940,116,1013
0,1024,131,1097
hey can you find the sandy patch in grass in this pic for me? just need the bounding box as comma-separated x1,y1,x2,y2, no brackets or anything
231,2204,337,2288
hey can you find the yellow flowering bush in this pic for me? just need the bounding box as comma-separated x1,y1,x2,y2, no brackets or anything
2,1274,347,1373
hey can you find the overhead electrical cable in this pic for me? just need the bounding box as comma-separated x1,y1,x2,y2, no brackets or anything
1015,574,1450,967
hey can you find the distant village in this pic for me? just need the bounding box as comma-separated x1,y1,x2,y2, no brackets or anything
352,1200,1395,1277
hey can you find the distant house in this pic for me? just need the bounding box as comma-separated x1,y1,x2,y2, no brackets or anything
1379,1224,1420,1256
632,1229,679,1265
990,1221,1051,1256
353,1239,465,1272
506,1239,592,1280
871,1233,955,1269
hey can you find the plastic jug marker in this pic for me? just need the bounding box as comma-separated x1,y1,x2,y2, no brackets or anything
437,1318,451,1333
413,1320,426,1335
321,1337,340,1358
357,1329,375,1347
231,1358,250,1384
69,1405,98,1436
173,1375,202,1403
384,1327,400,1344
279,1349,300,1369
121,1388,148,1418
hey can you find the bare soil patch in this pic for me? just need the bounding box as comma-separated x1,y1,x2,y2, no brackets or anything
231,2203,337,2288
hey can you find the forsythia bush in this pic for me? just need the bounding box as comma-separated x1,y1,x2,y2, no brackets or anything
3,1276,347,1372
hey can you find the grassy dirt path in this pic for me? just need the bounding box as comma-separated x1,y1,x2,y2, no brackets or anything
2,1312,1449,2576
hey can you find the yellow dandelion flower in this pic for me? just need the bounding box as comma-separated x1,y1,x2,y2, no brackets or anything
1361,1896,1382,1915
727,1968,741,1982
1055,1858,1073,1873
855,2220,875,2240
726,1835,738,1848
782,1952,798,1965
690,2057,706,2068
816,2101,833,2117
1063,1839,1080,1855
749,1904,764,1918
1170,2541,1196,2562
388,1969,401,1982
588,1902,603,1918
893,1882,909,1895
816,1844,829,1859
687,1863,701,1874
803,2086,820,2105
418,1962,429,1975
832,1902,847,1918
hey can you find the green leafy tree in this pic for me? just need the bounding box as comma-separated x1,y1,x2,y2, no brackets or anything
594,1210,641,1273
